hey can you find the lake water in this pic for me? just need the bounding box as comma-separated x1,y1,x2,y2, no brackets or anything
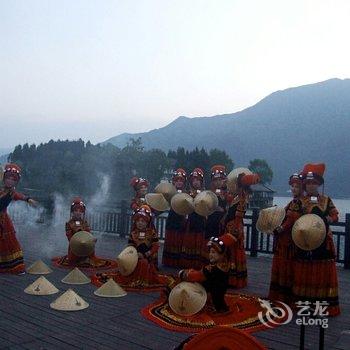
273,196,350,221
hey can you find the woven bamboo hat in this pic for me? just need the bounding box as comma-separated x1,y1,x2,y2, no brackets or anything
50,289,89,311
292,214,326,251
24,276,59,296
256,206,286,234
155,181,177,202
94,278,127,298
194,190,218,217
227,167,252,193
69,231,96,257
145,193,170,211
171,192,195,215
26,260,53,275
117,246,138,276
61,267,90,285
169,282,207,316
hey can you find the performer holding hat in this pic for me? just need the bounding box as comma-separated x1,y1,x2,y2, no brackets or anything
268,173,304,304
122,205,160,287
224,169,260,288
179,234,235,313
0,163,37,274
162,168,188,267
180,168,206,269
293,163,340,316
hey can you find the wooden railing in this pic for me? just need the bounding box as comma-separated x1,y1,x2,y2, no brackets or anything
10,200,350,268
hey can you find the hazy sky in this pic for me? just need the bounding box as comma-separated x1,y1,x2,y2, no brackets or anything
1,0,350,149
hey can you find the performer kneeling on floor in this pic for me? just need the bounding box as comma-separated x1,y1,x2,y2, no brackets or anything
179,234,235,313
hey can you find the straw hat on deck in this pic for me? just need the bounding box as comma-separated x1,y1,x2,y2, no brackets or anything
24,276,59,295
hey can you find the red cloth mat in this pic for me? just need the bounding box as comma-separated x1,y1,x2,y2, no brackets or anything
141,292,290,333
52,255,117,272
91,271,176,292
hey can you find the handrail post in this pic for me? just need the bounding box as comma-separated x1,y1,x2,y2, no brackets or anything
250,208,259,257
344,213,350,269
120,200,128,238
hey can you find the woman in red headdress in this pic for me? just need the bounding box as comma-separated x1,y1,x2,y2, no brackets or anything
0,163,37,274
293,163,340,316
130,177,149,211
162,168,188,267
268,173,304,304
119,204,160,287
180,168,206,269
224,171,260,288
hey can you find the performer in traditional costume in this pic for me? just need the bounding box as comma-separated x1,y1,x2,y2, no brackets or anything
268,173,304,304
119,205,160,287
205,165,231,238
162,168,188,267
0,163,36,274
180,168,206,269
130,177,149,211
293,163,340,316
180,234,235,313
224,171,260,288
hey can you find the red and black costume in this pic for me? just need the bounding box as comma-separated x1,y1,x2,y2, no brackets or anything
180,168,206,269
130,177,149,211
180,234,234,313
224,173,260,288
0,164,31,274
268,173,304,304
162,168,188,267
293,163,340,316
121,205,161,287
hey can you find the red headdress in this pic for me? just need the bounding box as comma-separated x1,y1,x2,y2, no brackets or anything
132,204,152,223
4,163,21,179
207,234,235,254
210,165,227,179
130,177,149,191
238,173,260,187
301,163,325,185
70,197,86,213
289,173,303,186
172,168,187,182
189,168,204,180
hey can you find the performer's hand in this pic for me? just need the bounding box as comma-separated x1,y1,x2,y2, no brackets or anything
273,226,283,234
28,199,38,207
325,216,333,224
178,269,186,280
137,253,144,259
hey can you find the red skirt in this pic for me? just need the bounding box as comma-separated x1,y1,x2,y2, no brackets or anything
0,212,25,274
162,228,185,268
268,233,295,304
179,231,206,270
227,232,247,288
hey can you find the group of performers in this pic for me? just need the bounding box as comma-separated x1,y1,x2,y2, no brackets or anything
0,161,341,317
268,163,340,316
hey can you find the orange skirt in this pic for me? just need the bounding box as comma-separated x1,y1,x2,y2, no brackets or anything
162,228,185,268
227,232,247,288
179,231,206,270
0,212,25,274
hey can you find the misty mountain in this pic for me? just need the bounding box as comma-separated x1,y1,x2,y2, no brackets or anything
104,78,350,197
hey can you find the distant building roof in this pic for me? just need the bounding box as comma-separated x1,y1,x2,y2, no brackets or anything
250,183,275,193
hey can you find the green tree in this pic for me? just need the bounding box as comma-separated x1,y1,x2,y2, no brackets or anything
248,159,273,184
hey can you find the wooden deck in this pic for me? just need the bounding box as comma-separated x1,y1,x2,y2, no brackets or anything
1,226,350,350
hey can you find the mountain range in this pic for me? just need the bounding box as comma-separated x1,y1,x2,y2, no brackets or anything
104,78,350,198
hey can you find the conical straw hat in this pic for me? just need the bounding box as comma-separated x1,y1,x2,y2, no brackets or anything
292,214,326,251
227,167,252,193
256,206,286,234
61,267,90,285
24,276,59,295
145,193,170,212
69,231,96,257
117,246,138,276
194,190,219,217
50,289,89,311
94,278,127,298
171,192,195,215
169,282,207,316
26,260,53,275
155,182,177,202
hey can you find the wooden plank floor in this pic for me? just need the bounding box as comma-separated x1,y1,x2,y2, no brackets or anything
1,225,350,350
